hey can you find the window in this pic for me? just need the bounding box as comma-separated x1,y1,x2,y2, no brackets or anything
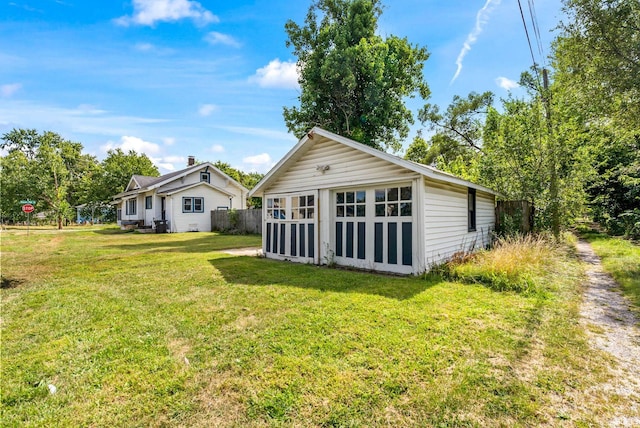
375,186,412,217
145,196,152,210
336,190,365,217
126,199,136,215
292,195,315,219
117,209,122,221
200,172,211,183
266,197,287,219
183,197,204,213
468,188,476,231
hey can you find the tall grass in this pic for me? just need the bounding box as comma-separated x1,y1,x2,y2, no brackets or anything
444,234,578,295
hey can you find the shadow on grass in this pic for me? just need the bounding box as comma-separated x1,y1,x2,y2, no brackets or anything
107,233,262,254
209,255,438,300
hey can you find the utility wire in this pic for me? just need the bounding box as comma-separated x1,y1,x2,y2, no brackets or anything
517,0,542,89
527,0,545,64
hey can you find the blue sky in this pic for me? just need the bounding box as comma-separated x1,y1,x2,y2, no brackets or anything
1,0,562,174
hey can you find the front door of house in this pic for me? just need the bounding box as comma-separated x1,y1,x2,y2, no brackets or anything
264,192,318,264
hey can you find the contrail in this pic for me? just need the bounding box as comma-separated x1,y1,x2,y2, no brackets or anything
451,0,501,84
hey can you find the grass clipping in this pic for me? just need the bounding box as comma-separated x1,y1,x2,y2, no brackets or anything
444,234,570,295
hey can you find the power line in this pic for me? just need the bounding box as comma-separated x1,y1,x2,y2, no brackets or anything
527,0,545,65
517,0,542,87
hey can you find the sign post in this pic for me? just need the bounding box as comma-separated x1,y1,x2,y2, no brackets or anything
21,203,35,236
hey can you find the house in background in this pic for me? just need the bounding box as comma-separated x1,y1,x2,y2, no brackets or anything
113,157,248,233
249,127,499,274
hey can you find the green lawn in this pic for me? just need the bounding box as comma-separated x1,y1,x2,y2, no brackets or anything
579,227,640,313
0,226,621,426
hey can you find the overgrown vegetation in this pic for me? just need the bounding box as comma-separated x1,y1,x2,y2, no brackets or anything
1,227,627,426
440,234,576,295
578,225,640,313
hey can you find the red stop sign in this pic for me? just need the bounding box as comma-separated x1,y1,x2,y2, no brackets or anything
22,204,35,213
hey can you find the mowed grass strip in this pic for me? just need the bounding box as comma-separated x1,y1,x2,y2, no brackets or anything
579,227,640,313
0,226,611,426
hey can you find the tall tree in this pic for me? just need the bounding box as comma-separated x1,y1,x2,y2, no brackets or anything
284,0,431,152
93,149,160,203
407,91,493,179
1,129,85,229
554,0,640,128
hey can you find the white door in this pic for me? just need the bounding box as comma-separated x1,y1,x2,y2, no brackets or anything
264,192,318,264
333,184,414,274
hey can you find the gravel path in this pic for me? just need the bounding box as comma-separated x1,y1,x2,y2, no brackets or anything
575,240,640,427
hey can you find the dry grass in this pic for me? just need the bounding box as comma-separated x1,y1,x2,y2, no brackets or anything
446,234,571,294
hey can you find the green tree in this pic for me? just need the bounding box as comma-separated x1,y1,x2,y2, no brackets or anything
283,0,431,151
213,161,264,208
93,149,160,202
1,129,88,229
554,0,639,128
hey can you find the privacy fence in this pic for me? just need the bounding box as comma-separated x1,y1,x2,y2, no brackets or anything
211,209,262,234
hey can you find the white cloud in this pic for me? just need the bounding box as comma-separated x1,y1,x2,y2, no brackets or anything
210,144,225,153
250,59,299,89
115,0,219,27
102,135,161,155
162,137,176,145
242,153,274,173
451,0,501,84
495,76,519,91
1,83,22,97
198,103,218,116
204,31,241,48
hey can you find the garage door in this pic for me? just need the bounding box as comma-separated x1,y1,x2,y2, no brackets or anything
264,192,317,264
333,184,413,274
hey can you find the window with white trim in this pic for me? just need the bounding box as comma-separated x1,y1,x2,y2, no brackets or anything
126,199,137,215
336,190,366,217
374,186,412,217
200,172,211,183
292,195,315,219
266,197,287,219
183,197,204,213
145,196,152,209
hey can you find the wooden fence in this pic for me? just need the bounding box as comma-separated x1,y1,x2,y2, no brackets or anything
496,200,534,234
211,209,262,234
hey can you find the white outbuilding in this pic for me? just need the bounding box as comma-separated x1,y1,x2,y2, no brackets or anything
249,127,499,274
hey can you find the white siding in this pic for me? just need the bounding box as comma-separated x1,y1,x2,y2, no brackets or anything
267,136,419,194
167,186,232,233
423,179,495,267
157,167,245,208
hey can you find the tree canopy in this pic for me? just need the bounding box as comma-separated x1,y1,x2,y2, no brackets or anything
284,0,431,152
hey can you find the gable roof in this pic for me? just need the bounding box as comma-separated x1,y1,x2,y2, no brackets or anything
114,161,249,200
249,127,499,197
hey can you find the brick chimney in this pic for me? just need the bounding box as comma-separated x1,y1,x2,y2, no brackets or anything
187,156,195,166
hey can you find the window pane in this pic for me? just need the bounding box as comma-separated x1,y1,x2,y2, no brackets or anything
401,186,412,200
336,192,344,204
307,195,314,206
387,187,398,201
346,206,354,217
346,192,354,203
267,199,273,208
293,197,300,208
336,206,344,217
307,208,314,219
401,202,412,216
183,198,192,212
292,209,299,219
356,205,366,217
375,189,385,202
356,191,366,203
194,198,203,212
388,203,398,216
267,209,273,219
375,204,385,217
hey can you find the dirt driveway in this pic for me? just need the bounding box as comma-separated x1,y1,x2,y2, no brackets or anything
576,240,640,427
